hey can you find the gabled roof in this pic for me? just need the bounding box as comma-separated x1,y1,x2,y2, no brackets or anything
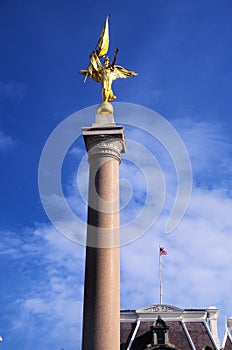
120,305,219,350
222,329,232,350
185,322,216,350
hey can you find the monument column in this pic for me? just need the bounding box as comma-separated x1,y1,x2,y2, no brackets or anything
82,104,126,350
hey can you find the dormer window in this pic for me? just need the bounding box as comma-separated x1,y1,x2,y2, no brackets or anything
152,315,170,345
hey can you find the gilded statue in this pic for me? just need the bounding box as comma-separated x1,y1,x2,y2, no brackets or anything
80,16,137,102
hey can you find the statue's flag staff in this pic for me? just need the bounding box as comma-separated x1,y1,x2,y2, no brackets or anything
95,14,110,57
80,15,137,103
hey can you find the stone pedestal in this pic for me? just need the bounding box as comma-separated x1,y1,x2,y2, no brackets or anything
81,106,126,350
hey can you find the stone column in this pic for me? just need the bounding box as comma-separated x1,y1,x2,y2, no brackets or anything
81,105,125,350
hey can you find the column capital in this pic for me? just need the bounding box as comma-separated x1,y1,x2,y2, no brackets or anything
82,125,126,162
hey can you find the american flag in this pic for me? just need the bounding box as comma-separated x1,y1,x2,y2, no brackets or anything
160,247,167,256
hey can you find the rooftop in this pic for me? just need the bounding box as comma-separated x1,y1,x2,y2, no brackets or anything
120,304,232,350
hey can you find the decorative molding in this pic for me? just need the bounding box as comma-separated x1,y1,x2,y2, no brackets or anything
137,304,183,314
87,138,124,162
82,126,126,162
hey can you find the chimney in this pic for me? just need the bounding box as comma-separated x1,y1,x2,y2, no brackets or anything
207,306,220,349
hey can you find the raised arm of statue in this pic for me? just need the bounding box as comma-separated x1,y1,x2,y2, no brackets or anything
79,16,138,103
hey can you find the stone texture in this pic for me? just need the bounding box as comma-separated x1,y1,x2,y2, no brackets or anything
82,123,126,350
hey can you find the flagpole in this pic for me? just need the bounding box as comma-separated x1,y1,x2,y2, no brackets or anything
159,246,162,304
159,246,167,304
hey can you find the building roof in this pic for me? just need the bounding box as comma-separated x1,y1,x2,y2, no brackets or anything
120,304,220,350
222,329,232,350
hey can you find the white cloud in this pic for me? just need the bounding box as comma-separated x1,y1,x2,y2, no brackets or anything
173,119,232,189
0,130,16,152
1,225,85,349
0,81,27,101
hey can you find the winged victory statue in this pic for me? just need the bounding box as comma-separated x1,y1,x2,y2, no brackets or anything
80,15,138,104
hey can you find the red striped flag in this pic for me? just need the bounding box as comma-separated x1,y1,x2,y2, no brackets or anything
160,247,167,256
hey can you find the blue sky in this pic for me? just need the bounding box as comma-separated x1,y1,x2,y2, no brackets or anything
1,1,232,349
